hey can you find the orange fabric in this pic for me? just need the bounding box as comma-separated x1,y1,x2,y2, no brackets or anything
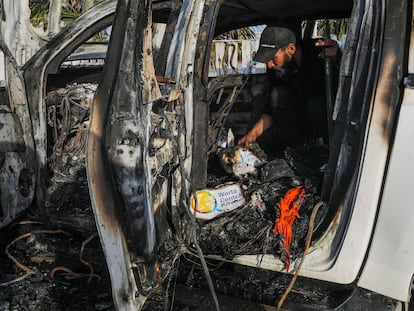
273,185,306,271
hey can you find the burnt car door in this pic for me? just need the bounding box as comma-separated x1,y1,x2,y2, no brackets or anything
0,0,117,230
0,40,36,229
86,0,218,309
2,0,211,308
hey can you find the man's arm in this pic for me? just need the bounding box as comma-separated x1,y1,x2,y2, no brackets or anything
237,114,274,148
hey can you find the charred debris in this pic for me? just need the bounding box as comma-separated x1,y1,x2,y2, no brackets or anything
42,81,328,270
198,141,328,267
1,77,328,309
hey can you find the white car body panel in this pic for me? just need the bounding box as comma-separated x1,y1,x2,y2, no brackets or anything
358,88,414,302
357,25,414,298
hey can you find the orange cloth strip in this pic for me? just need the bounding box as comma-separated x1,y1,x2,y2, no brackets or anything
273,185,306,271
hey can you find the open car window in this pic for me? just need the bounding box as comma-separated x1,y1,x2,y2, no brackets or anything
209,26,266,77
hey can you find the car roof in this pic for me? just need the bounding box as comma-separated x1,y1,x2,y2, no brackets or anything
154,0,353,34
216,0,353,33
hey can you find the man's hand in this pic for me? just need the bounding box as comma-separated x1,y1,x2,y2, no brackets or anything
237,114,274,148
237,132,258,148
315,38,339,59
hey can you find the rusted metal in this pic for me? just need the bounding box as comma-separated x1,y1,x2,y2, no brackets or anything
143,6,162,104
191,0,222,190
102,0,156,259
86,0,162,309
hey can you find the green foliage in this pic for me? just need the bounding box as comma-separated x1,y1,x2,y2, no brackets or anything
317,19,349,40
29,0,50,30
28,0,105,28
61,2,80,24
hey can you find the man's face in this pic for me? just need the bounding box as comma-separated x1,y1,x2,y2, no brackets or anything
266,45,297,79
267,47,290,70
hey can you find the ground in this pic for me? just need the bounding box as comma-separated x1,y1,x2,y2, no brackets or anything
0,207,276,311
0,212,407,311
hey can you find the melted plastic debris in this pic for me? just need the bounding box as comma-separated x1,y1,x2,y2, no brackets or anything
260,158,295,183
218,142,267,178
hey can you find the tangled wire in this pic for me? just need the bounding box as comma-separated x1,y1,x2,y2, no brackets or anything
46,83,97,172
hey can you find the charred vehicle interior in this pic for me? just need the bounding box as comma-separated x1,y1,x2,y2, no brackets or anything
1,0,413,310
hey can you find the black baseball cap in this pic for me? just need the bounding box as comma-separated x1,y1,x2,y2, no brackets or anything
253,26,297,63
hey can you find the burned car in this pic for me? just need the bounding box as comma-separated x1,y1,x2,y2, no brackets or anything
0,0,413,310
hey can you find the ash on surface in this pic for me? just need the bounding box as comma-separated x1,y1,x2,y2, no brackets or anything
0,223,113,311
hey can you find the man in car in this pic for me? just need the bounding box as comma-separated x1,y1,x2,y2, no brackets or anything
238,25,340,150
